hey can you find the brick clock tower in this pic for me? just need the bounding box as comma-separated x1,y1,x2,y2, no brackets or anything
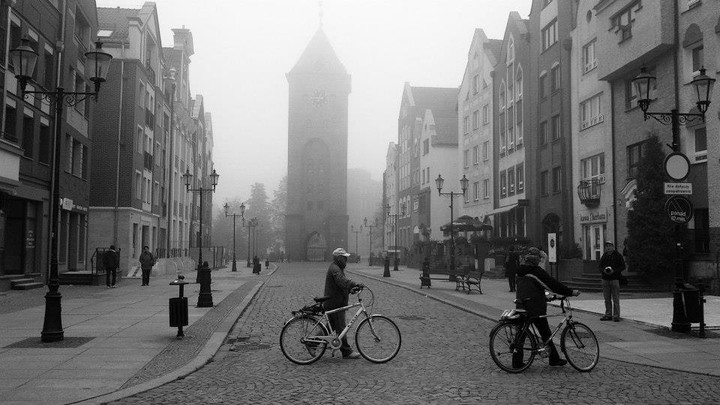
285,28,351,261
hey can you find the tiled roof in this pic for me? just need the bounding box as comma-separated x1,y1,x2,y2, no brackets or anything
97,7,138,41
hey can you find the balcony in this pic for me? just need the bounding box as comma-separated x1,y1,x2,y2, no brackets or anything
577,178,603,207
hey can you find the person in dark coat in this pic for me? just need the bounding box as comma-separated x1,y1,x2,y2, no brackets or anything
514,247,579,367
323,247,364,359
599,241,625,322
103,245,120,288
139,246,156,286
504,245,520,292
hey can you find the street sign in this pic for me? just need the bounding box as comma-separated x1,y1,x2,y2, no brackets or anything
664,182,693,195
664,152,690,181
664,195,694,224
547,233,557,263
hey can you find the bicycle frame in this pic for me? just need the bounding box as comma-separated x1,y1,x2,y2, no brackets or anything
521,298,574,350
304,300,369,350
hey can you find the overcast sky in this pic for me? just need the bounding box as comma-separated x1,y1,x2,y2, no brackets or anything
96,0,531,206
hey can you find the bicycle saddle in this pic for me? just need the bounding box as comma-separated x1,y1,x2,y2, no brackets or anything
313,296,331,303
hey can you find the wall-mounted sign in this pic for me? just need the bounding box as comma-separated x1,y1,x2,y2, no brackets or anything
580,211,607,224
664,182,692,195
548,233,557,263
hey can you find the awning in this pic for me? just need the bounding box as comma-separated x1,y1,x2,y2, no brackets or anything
440,215,493,233
488,203,519,216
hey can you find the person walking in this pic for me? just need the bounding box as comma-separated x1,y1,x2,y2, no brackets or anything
599,241,625,322
323,248,365,359
103,245,119,288
504,245,520,292
514,247,580,367
139,246,156,286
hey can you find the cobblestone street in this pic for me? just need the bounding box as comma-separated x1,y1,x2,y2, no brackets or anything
111,263,720,404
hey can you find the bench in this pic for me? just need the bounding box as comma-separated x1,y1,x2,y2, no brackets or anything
457,269,483,294
419,265,460,288
420,265,482,294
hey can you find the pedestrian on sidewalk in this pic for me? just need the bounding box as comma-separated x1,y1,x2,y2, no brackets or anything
139,246,156,286
599,241,625,322
504,245,520,292
103,245,119,288
323,248,365,359
515,247,580,368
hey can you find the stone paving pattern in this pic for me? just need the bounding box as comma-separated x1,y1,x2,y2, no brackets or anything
110,263,720,405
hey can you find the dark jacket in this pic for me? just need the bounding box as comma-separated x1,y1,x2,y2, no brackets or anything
323,258,360,310
516,264,574,317
504,251,520,277
599,250,625,280
139,251,156,270
103,249,119,270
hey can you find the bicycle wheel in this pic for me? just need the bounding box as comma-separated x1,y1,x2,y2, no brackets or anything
488,321,536,373
561,321,599,372
355,315,401,363
279,316,328,365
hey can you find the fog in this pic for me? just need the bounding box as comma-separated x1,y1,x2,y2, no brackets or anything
96,0,531,204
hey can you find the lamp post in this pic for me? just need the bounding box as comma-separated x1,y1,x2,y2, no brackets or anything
364,217,378,266
10,38,112,343
245,217,258,267
351,225,363,261
632,65,714,334
435,174,469,279
386,203,406,271
223,202,245,272
164,68,177,256
182,168,219,308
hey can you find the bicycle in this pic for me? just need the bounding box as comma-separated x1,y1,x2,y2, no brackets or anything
488,294,599,373
279,286,402,365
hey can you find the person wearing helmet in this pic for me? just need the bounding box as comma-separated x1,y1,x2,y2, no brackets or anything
514,247,580,367
323,247,365,359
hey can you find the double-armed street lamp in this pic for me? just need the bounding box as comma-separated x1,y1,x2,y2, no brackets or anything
435,174,469,278
351,225,363,260
632,65,715,334
11,38,113,342
386,203,406,271
182,168,219,308
364,217,378,266
223,202,246,272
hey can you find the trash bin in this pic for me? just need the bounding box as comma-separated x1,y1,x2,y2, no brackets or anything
671,283,701,332
169,276,190,337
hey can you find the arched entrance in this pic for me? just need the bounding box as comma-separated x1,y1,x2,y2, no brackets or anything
306,231,327,261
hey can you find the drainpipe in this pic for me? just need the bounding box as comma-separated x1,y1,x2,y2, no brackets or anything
114,44,125,248
166,81,175,255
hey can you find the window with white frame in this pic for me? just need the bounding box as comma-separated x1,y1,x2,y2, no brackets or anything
507,67,514,102
137,127,143,154
499,82,506,109
482,141,489,161
473,181,480,201
516,99,523,145
581,153,606,181
542,19,558,51
516,163,524,193
472,74,479,94
483,104,490,124
516,67,523,99
472,145,479,165
463,116,470,134
508,38,515,63
583,39,597,73
463,149,469,168
508,168,515,195
580,94,603,129
552,166,562,193
551,115,561,140
507,105,514,149
483,178,489,198
135,171,142,199
499,112,506,152
539,73,547,99
694,127,707,162
611,1,640,43
692,46,704,73
472,110,479,130
551,65,560,92
500,171,507,198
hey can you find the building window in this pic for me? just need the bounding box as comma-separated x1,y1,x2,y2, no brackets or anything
473,145,479,165
137,127,143,154
38,122,50,164
516,163,524,193
694,127,707,162
500,171,507,198
692,46,704,73
472,74,479,94
463,116,470,134
551,115,561,140
136,172,142,199
44,50,54,89
627,141,646,179
4,103,17,142
551,65,560,92
516,99,523,145
508,168,515,196
581,153,606,181
583,40,597,73
507,105,514,149
499,112,506,152
516,68,523,99
482,105,489,125
541,171,549,196
542,19,558,51
482,141,489,161
539,74,547,99
611,1,640,43
581,94,604,129
22,114,34,158
552,167,562,193
483,178,489,198
472,110,480,130
463,149,469,168
539,121,548,146
422,138,429,155
499,83,506,109
473,181,480,201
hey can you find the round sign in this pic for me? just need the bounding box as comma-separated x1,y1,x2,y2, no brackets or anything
664,195,694,224
664,152,690,181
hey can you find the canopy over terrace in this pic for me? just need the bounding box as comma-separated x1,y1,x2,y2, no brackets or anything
441,215,493,236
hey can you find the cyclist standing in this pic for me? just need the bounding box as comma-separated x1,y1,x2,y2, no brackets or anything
324,248,365,359
515,247,580,367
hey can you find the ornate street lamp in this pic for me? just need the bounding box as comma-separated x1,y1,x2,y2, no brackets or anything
182,168,219,307
364,217,378,266
244,217,258,268
11,39,112,343
436,174,469,280
386,203,406,272
223,202,244,272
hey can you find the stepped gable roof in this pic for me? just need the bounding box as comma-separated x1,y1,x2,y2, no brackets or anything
98,7,138,41
288,28,347,75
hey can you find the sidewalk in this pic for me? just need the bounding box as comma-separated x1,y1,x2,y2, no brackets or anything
349,264,720,377
0,264,270,405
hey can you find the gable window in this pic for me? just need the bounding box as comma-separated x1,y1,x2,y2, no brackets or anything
516,163,524,193
472,74,479,94
422,138,429,155
611,1,641,43
516,99,523,146
542,19,558,51
483,104,490,124
472,110,480,130
583,40,597,73
581,94,603,129
507,105,514,149
499,112,506,152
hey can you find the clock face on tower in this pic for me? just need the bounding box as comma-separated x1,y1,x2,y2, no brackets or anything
309,89,328,107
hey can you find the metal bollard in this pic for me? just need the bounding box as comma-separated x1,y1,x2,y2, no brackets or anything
169,275,189,338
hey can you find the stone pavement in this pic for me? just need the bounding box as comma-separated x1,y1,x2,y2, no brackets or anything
349,264,720,377
0,263,273,405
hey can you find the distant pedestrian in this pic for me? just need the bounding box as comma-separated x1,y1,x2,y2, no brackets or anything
139,246,156,286
599,241,625,322
103,245,119,288
265,258,269,269
504,245,520,292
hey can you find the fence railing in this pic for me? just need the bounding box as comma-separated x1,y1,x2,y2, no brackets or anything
155,246,226,269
